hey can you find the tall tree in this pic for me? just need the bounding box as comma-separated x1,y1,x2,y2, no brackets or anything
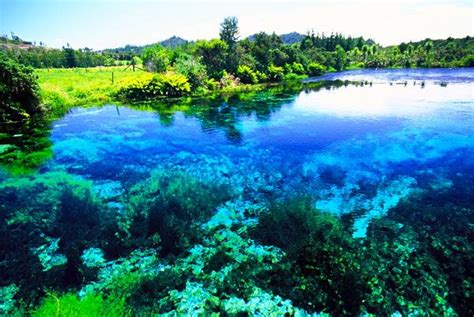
219,16,239,48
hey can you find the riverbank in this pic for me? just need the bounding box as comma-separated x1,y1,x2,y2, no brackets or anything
36,67,153,117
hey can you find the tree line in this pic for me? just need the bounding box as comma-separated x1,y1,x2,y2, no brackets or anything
1,18,473,86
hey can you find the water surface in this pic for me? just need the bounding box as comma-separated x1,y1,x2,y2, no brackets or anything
1,68,473,315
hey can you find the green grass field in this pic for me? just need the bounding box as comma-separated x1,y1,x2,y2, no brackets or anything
36,66,152,116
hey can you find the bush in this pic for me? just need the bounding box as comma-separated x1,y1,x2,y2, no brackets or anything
282,73,307,81
267,64,284,82
205,78,219,91
236,65,258,84
462,54,474,67
174,55,208,90
150,72,191,97
0,53,41,121
307,62,326,76
219,71,240,88
119,72,190,100
285,62,305,75
141,44,170,72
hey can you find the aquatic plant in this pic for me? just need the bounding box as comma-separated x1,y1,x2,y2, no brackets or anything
0,118,53,175
120,168,233,254
0,171,120,303
251,198,364,315
32,292,130,317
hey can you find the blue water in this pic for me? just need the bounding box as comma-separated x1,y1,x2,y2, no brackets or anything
38,69,472,235
1,68,473,314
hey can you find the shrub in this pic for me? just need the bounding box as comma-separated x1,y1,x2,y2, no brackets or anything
236,65,258,84
462,54,474,67
173,55,208,90
219,71,240,88
205,78,219,91
149,72,191,97
116,77,151,100
267,64,284,82
255,71,268,82
0,53,41,121
141,44,170,72
282,73,307,81
285,62,305,75
119,72,191,100
307,62,326,76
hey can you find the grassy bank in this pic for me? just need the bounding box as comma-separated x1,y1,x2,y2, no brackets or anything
36,66,303,116
36,66,153,115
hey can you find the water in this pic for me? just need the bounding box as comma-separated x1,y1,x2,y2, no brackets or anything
1,69,473,315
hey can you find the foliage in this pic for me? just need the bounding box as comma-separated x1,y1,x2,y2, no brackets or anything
219,71,240,88
195,39,228,79
173,54,208,89
141,44,170,72
149,71,191,97
236,65,258,84
219,16,239,48
0,52,41,121
267,64,284,81
307,62,326,76
0,118,53,174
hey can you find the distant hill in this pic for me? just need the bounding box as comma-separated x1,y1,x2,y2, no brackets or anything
247,32,306,44
102,36,188,55
280,32,306,44
160,36,188,48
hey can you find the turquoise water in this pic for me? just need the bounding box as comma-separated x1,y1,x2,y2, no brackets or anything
1,69,473,315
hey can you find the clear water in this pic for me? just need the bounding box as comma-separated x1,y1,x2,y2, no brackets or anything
1,68,473,315
46,69,474,236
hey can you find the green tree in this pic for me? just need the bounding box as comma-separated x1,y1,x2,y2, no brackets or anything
334,45,347,71
219,16,239,48
63,47,77,68
0,52,41,121
142,44,170,72
195,39,228,79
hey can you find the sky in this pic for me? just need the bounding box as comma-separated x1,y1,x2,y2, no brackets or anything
1,0,473,50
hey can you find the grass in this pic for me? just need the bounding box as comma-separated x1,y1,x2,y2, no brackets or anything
35,66,321,118
36,66,152,116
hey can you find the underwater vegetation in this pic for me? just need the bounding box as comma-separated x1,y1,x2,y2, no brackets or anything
119,169,233,255
1,160,472,315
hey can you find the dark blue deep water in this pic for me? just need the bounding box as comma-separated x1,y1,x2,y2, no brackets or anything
1,69,473,315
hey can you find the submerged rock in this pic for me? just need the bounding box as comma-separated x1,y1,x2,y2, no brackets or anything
31,236,67,271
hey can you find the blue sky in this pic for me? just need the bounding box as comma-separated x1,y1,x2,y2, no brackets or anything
1,0,472,49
